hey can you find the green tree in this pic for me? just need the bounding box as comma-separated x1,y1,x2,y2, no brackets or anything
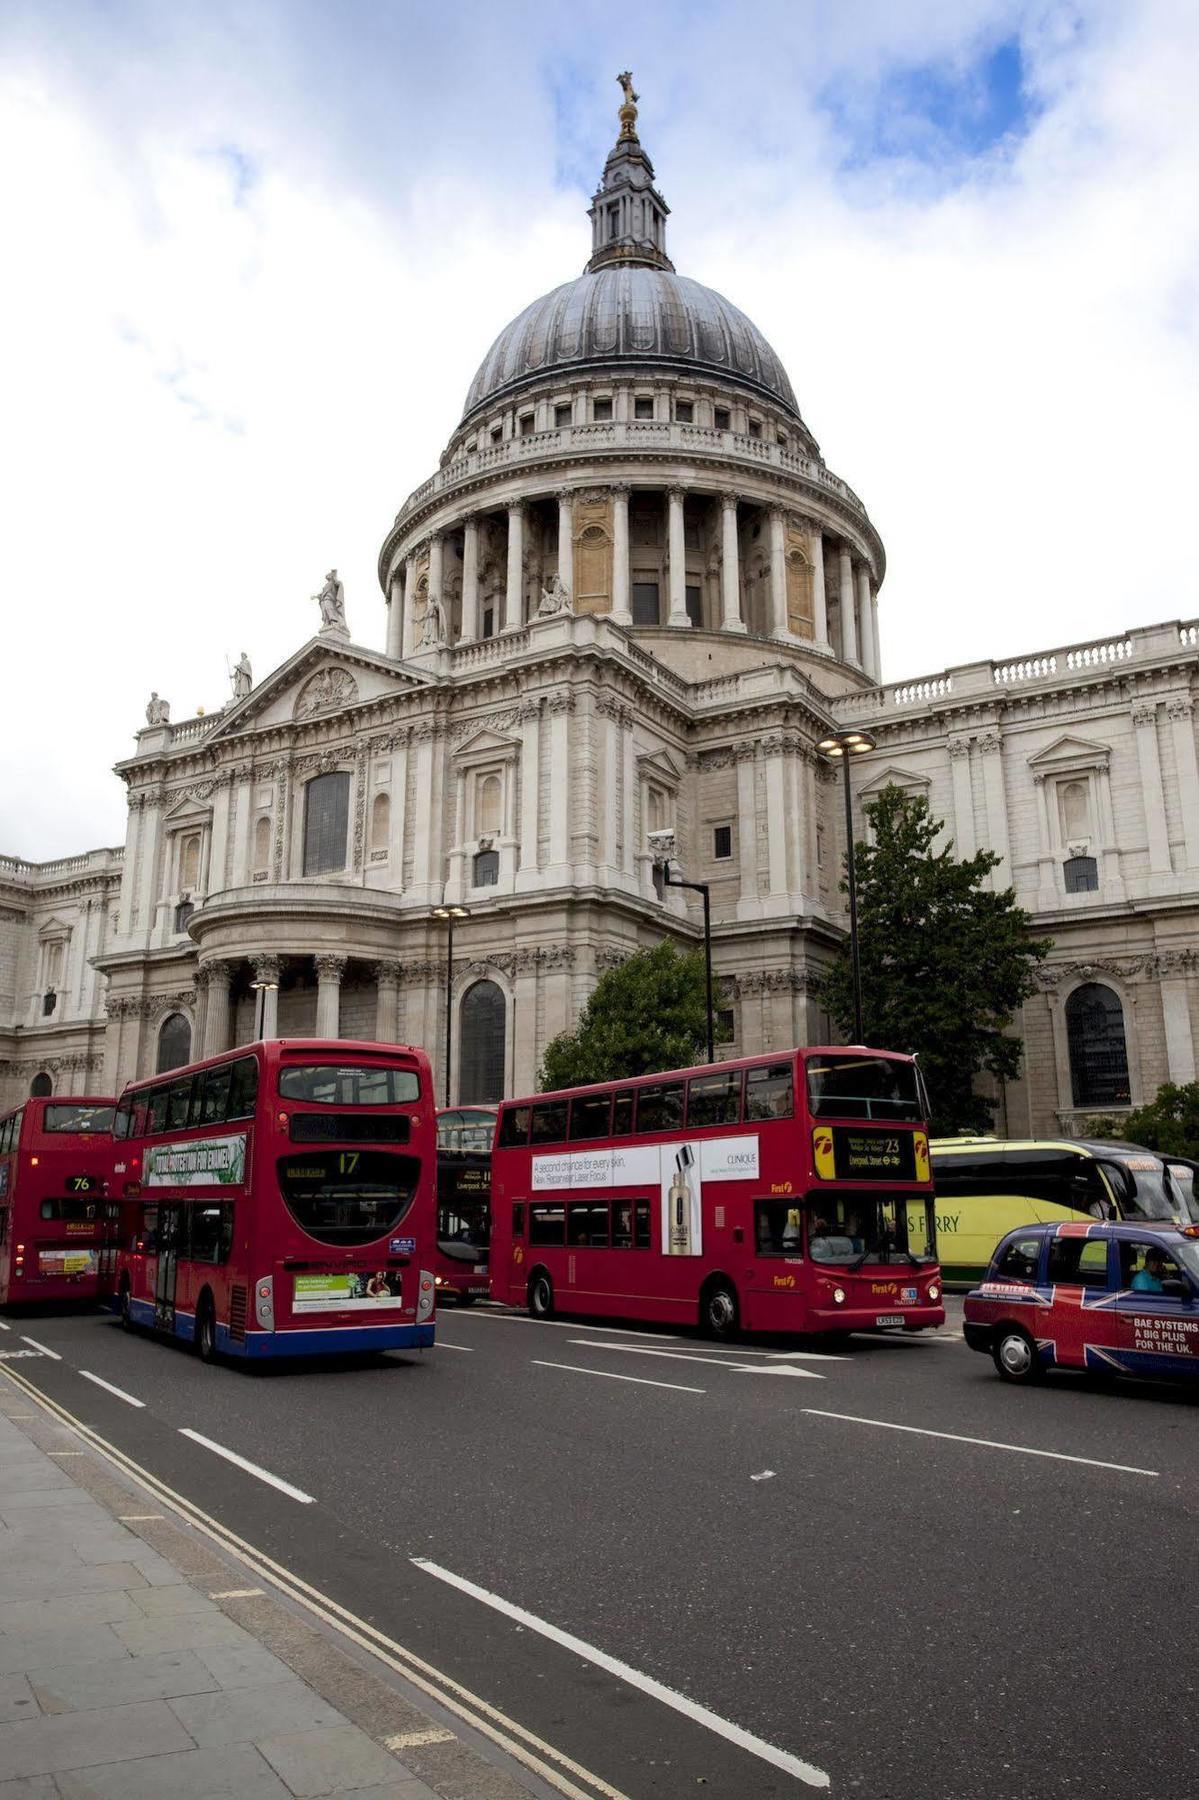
820,785,1052,1134
1085,1083,1199,1159
539,943,725,1089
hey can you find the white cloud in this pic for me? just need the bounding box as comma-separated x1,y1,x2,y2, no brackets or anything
1,1,1196,855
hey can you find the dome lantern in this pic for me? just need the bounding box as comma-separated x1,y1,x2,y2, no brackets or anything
586,72,673,275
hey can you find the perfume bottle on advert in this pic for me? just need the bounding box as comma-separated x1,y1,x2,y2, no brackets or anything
667,1143,696,1255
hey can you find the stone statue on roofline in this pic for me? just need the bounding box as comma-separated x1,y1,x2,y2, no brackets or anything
230,652,252,701
419,591,447,647
313,569,348,635
145,692,170,726
537,573,572,617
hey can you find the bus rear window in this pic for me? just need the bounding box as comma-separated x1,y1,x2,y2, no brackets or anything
277,1150,420,1245
43,1105,115,1135
806,1056,920,1122
278,1065,419,1106
499,1107,531,1147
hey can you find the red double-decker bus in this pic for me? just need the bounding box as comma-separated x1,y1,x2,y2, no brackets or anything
0,1097,117,1307
434,1106,496,1303
111,1039,437,1360
489,1048,944,1339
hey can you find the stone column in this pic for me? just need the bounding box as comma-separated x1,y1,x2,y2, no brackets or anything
375,959,402,1042
856,565,876,680
720,493,745,632
1132,703,1171,874
556,490,574,597
504,503,525,631
1168,698,1199,867
838,547,858,663
459,518,480,644
736,744,761,918
666,487,690,627
192,965,212,1057
516,701,541,890
402,549,419,657
809,526,829,649
978,731,1012,888
202,960,234,1057
768,509,789,639
764,739,788,902
314,954,347,1039
546,695,572,872
136,793,163,945
601,700,622,875
610,485,632,625
948,738,976,859
251,954,280,1038
1157,961,1196,1083
870,592,882,681
427,533,444,638
386,565,404,659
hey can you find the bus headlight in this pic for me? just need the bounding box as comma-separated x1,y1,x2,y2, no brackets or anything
833,1287,846,1305
928,1283,940,1303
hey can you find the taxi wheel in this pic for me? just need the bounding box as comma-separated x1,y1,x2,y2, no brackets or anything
992,1326,1042,1384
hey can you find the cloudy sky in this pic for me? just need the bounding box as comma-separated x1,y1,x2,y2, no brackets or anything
3,0,1197,856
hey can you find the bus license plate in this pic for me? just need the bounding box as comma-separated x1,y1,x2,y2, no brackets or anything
875,1313,905,1327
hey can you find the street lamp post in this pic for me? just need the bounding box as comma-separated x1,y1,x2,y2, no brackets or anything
432,905,469,1105
815,727,877,1044
647,832,715,1064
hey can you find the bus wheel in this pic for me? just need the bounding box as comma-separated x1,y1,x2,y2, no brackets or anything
119,1282,134,1332
702,1279,739,1341
528,1271,554,1320
992,1326,1042,1384
196,1295,218,1364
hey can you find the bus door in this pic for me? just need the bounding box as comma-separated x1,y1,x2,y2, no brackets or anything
154,1203,183,1330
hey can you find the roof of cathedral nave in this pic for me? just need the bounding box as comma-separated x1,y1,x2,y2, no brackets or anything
461,77,806,429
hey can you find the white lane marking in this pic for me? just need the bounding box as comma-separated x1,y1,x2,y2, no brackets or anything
733,1365,824,1381
803,1410,1159,1478
413,1558,830,1790
20,1336,61,1360
532,1360,704,1396
460,1314,684,1343
0,1349,42,1362
750,1470,775,1482
80,1370,145,1408
0,1320,10,1330
386,1727,456,1749
436,1342,475,1352
567,1341,824,1377
178,1429,316,1503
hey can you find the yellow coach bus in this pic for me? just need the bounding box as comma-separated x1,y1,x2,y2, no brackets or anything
923,1136,1198,1286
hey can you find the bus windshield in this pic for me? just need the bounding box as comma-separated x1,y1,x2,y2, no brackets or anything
806,1194,935,1265
1167,1163,1199,1223
806,1056,922,1122
43,1104,116,1134
1111,1154,1179,1221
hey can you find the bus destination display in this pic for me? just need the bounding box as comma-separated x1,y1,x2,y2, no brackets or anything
832,1129,916,1181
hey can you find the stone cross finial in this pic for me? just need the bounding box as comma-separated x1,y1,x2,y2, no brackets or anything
616,70,639,138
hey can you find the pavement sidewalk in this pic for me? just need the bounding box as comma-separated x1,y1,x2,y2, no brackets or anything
0,1387,537,1800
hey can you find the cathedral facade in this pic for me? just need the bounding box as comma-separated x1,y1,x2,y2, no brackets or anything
3,87,1197,1130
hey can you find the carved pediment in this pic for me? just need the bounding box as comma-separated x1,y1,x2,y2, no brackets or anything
203,637,433,742
37,914,71,941
295,666,360,719
859,762,931,796
636,747,684,786
453,726,521,767
163,795,213,828
1027,734,1112,776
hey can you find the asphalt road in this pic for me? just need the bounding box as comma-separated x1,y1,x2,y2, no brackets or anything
2,1298,1196,1800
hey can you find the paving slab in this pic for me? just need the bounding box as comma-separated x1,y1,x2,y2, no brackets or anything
113,1611,254,1656
0,1562,149,1604
0,1696,193,1778
0,1674,39,1725
28,1647,219,1713
194,1640,307,1691
0,1592,142,1633
169,1678,347,1746
127,1584,222,1618
0,1774,61,1799
54,1741,295,1799
0,1624,129,1678
258,1724,413,1797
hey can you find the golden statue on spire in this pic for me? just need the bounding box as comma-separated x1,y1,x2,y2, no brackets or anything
616,70,639,140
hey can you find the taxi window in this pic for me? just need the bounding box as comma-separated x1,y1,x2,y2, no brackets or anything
993,1236,1041,1283
1120,1240,1187,1291
1046,1236,1110,1289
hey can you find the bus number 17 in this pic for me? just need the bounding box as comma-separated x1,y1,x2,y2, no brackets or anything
338,1152,360,1175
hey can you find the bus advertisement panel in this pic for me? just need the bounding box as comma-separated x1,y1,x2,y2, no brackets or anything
0,1098,117,1306
435,1107,496,1303
489,1048,944,1339
112,1040,437,1360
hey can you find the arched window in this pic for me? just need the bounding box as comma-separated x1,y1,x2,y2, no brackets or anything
459,980,505,1103
303,772,351,876
1065,983,1130,1107
178,833,201,890
370,791,390,852
477,774,502,837
174,900,195,934
472,848,499,887
253,815,271,872
1063,855,1098,893
156,1012,192,1074
30,1071,52,1097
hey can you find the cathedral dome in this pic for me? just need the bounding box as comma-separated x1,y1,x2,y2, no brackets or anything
461,267,801,424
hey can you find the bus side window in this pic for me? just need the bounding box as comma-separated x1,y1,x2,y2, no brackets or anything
191,1203,233,1265
567,1201,609,1246
529,1204,565,1244
612,1201,632,1247
165,1079,192,1131
687,1070,742,1127
113,1097,134,1140
635,1082,684,1133
611,1091,634,1136
499,1106,532,1147
227,1057,258,1121
634,1200,652,1248
746,1064,793,1121
511,1203,525,1237
570,1093,612,1140
201,1065,233,1124
147,1088,170,1135
530,1102,568,1145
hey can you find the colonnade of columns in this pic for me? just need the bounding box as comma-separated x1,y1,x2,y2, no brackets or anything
386,485,882,679
194,953,404,1057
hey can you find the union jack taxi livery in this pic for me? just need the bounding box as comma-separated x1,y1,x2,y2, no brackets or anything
963,1220,1199,1386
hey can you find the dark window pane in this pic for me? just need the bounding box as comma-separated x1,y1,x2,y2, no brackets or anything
30,1072,52,1097
634,1200,652,1248
713,824,733,859
156,1013,192,1073
1065,983,1130,1107
592,397,613,422
756,1198,804,1256
511,1202,525,1237
201,1066,233,1125
303,772,351,876
459,981,506,1104
612,1200,633,1247
993,1236,1042,1282
634,397,654,419
687,1071,741,1127
530,1101,568,1145
612,1091,634,1136
1064,855,1099,893
278,1065,420,1105
227,1056,259,1120
277,1149,419,1245
685,584,703,626
1046,1236,1110,1288
43,1104,115,1134
165,1078,193,1131
570,1093,612,1140
746,1063,794,1120
147,1088,170,1134
632,582,660,626
499,1105,531,1147
554,404,572,427
714,408,731,429
636,1082,684,1133
529,1203,565,1244
472,849,499,887
567,1202,609,1246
